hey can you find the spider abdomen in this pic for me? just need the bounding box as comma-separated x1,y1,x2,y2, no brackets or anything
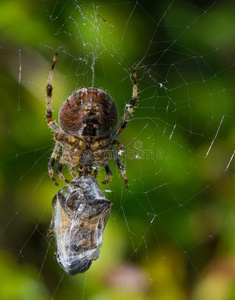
59,88,119,139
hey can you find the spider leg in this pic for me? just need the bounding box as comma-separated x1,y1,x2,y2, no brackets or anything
111,147,129,189
94,168,98,178
48,142,61,186
115,70,137,138
112,139,124,154
70,167,77,178
46,53,69,136
56,160,75,184
46,52,62,133
102,164,112,185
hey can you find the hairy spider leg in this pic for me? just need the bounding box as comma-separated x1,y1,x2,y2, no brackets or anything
48,142,61,186
108,71,137,189
102,164,112,185
112,139,124,152
115,70,137,138
46,52,60,131
70,167,77,178
56,160,75,184
111,147,129,189
94,168,98,178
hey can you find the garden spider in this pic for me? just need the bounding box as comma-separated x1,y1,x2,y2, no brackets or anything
46,53,137,189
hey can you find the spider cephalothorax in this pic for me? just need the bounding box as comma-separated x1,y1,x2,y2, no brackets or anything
46,53,137,189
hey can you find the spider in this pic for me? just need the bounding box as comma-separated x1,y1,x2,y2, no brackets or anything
46,53,137,189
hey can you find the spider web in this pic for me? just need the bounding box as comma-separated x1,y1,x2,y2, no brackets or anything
1,0,235,299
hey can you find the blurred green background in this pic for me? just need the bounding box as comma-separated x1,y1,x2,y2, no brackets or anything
1,0,235,299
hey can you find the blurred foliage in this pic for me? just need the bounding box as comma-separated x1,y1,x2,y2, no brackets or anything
1,0,235,299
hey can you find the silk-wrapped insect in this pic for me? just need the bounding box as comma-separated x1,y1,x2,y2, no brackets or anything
47,175,112,275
